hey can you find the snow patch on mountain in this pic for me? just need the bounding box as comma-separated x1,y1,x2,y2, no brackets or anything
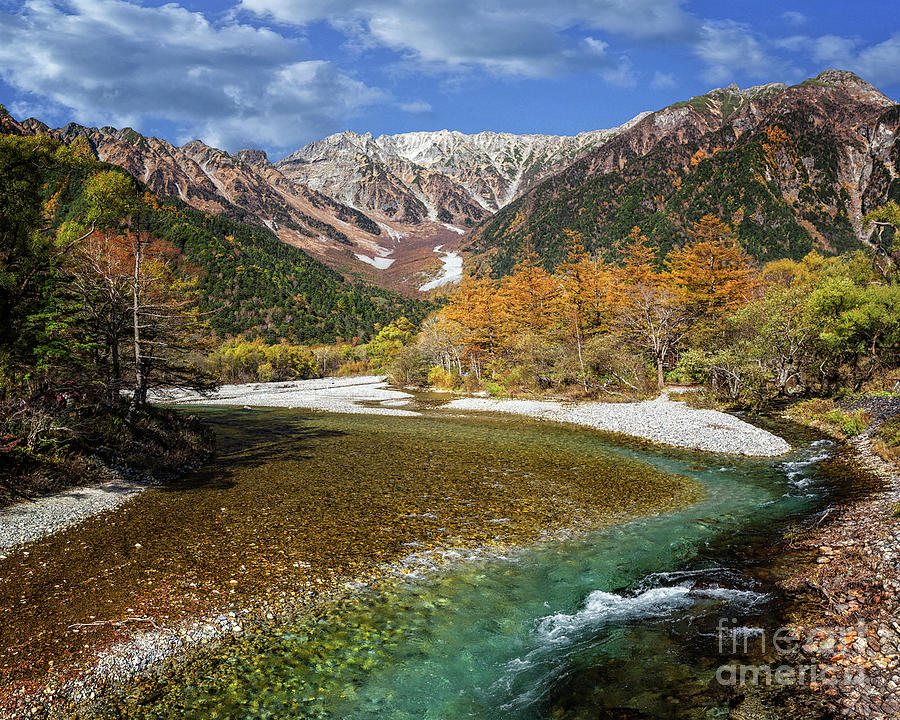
355,253,395,270
419,247,463,291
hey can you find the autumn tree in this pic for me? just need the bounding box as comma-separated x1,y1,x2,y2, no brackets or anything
498,246,562,341
441,276,503,379
418,314,466,375
554,230,614,390
666,215,758,344
611,227,687,389
63,170,212,415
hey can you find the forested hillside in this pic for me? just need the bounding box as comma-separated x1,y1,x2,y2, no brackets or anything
3,114,429,345
467,71,900,276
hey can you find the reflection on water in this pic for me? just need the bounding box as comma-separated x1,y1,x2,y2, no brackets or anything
81,410,876,720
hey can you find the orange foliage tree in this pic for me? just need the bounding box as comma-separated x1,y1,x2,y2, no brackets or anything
428,216,761,393
666,215,759,342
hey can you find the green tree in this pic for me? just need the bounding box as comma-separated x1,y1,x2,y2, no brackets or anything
366,317,416,369
0,134,90,389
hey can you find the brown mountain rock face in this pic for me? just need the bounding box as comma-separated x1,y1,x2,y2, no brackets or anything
15,120,466,293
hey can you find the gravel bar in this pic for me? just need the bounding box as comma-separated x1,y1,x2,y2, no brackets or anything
0,479,146,552
444,393,791,456
153,375,418,416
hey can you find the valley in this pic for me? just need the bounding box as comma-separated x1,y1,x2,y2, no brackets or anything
2,64,900,720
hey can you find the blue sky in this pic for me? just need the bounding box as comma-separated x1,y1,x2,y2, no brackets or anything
1,0,898,159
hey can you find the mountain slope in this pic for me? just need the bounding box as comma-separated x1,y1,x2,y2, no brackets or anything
18,119,471,293
275,114,649,226
2,110,430,343
466,70,900,275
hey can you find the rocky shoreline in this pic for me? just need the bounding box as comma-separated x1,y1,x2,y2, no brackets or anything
780,410,900,719
0,457,208,553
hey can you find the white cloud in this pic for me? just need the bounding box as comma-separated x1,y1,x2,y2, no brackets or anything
778,32,900,88
781,11,807,27
400,100,432,113
694,20,782,84
651,70,676,89
811,34,857,66
854,34,900,85
240,0,692,78
0,0,384,151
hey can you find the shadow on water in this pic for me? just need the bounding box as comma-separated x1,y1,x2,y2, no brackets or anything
156,409,348,492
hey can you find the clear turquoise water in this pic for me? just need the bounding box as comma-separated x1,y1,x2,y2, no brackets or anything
110,413,860,720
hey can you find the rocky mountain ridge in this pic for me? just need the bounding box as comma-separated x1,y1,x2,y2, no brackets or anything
275,113,650,226
466,70,900,274
8,69,897,292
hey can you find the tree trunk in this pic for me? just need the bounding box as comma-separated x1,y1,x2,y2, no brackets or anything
110,332,120,404
574,313,587,393
127,238,145,421
656,355,665,390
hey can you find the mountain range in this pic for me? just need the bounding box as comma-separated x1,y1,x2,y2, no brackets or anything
10,69,900,293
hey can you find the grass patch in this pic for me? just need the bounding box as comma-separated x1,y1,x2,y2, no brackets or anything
667,390,720,410
788,399,872,438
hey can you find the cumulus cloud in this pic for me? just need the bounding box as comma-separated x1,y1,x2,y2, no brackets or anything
240,0,692,78
694,20,783,84
0,0,384,151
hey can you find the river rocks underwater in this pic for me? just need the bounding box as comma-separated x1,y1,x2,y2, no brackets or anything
0,406,878,719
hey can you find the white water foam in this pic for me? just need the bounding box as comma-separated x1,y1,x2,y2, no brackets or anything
779,440,834,492
537,583,768,644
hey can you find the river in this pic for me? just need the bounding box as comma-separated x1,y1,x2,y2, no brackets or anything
0,403,875,719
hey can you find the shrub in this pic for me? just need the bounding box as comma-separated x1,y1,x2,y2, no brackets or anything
821,409,870,436
790,399,871,437
427,366,461,390
873,417,900,466
501,365,534,393
256,361,274,382
792,398,835,418
389,345,429,386
671,349,710,385
462,375,482,394
336,360,371,377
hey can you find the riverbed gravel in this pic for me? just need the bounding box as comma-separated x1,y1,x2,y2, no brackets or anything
445,393,791,456
0,479,148,553
152,375,418,416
